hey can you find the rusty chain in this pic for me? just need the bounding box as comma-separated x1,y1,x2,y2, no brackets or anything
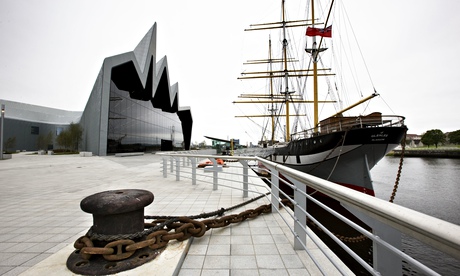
74,196,272,261
389,129,407,203
85,192,270,242
76,196,370,264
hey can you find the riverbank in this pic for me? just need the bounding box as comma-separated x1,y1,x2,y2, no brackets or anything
389,147,460,158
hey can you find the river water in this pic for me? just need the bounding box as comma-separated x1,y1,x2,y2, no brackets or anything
371,156,460,275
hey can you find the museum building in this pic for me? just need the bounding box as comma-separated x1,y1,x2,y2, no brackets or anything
0,24,193,156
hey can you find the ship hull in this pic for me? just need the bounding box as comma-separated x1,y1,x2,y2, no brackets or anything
255,126,406,273
265,126,407,195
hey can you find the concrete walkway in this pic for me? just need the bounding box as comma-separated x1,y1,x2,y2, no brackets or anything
0,152,351,275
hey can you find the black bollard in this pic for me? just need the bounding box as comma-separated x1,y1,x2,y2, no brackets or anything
80,189,154,236
67,189,161,275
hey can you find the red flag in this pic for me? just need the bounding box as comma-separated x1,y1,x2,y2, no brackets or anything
306,25,332,38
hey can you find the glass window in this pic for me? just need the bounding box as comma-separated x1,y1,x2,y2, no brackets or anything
31,126,39,135
107,84,184,153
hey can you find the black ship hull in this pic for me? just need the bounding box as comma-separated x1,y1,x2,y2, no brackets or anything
256,125,407,273
266,126,407,195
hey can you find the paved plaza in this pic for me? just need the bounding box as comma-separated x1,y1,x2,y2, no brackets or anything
0,152,349,275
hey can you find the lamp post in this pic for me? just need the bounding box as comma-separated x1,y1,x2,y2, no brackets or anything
0,104,4,160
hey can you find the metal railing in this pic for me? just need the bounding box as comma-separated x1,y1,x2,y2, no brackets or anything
291,114,406,139
158,151,460,276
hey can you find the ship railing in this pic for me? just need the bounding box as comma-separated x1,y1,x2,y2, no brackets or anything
158,151,459,275
234,147,276,157
290,115,406,140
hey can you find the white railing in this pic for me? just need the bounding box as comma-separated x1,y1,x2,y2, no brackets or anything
290,115,406,139
158,152,460,276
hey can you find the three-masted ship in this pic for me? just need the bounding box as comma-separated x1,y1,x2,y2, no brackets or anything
234,0,407,196
234,1,407,271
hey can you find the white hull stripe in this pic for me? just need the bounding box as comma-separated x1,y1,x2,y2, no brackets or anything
273,145,361,165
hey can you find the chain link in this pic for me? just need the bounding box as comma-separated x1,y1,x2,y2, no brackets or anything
389,129,407,203
74,201,272,261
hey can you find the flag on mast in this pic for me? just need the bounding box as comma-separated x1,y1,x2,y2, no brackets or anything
306,25,332,37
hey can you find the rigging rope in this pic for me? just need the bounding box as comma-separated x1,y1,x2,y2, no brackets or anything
339,2,376,93
326,130,348,180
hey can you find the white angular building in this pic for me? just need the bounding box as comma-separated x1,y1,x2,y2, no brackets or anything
0,24,193,155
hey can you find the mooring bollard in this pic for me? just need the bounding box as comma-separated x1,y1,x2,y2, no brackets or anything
67,189,159,275
80,189,154,236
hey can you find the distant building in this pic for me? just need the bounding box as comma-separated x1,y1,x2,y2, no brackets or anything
0,100,81,152
406,134,422,147
0,23,192,155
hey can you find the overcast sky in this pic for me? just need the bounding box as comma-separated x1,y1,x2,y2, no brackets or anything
1,0,459,145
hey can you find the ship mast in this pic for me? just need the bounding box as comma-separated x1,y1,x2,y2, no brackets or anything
234,0,336,144
311,0,319,132
268,37,276,144
280,0,293,142
236,0,381,144
307,0,335,132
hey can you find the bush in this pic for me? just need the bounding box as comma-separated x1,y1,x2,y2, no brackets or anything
421,129,445,148
56,122,83,151
448,130,460,144
37,131,53,150
4,137,16,153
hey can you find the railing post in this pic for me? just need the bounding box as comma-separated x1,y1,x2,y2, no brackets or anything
373,221,402,275
162,157,168,178
292,179,307,250
211,158,218,190
183,156,186,167
170,158,174,173
174,157,180,181
270,167,280,213
239,160,249,198
261,161,280,213
345,205,403,275
189,157,197,185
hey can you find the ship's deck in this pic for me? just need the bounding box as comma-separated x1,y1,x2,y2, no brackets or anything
0,152,351,275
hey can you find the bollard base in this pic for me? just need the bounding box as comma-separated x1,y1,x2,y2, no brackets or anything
66,246,164,275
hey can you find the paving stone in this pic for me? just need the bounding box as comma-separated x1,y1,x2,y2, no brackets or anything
0,153,345,275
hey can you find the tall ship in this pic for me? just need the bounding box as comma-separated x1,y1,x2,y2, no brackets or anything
234,1,407,271
234,0,407,197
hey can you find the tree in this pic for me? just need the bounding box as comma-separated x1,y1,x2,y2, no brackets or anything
448,130,460,144
37,131,53,150
68,122,83,150
4,137,16,153
56,123,83,151
198,140,207,148
56,129,72,150
421,129,445,148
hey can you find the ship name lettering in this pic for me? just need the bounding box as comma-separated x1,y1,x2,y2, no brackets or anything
371,133,388,138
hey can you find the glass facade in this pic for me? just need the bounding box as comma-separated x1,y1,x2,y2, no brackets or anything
107,84,184,154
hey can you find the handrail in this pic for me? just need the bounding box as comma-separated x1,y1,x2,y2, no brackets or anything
290,114,406,139
262,157,460,260
158,151,460,275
